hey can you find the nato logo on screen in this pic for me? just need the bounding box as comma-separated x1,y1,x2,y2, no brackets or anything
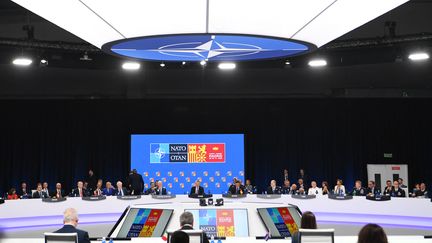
104,34,312,61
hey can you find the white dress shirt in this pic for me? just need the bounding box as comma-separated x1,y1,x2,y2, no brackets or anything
308,187,322,195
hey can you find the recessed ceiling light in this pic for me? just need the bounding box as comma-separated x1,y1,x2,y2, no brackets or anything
122,62,140,70
408,52,429,61
200,60,207,66
308,59,327,67
218,63,236,70
12,57,32,66
160,63,166,67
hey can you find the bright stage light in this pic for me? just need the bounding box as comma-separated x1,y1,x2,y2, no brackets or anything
218,63,236,70
160,63,166,67
408,52,430,61
12,58,32,66
200,60,207,66
308,59,327,67
122,62,140,70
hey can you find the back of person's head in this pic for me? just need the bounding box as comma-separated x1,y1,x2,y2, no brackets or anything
171,230,189,243
63,208,79,227
300,211,317,229
179,212,194,227
358,224,388,243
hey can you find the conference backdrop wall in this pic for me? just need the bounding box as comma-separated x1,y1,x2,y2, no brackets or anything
1,99,432,194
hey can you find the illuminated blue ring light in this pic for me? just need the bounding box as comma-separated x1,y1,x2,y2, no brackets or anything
102,34,316,62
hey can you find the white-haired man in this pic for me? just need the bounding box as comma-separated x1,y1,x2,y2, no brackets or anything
178,211,209,243
54,208,90,243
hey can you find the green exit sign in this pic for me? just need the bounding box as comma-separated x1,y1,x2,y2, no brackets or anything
384,153,393,158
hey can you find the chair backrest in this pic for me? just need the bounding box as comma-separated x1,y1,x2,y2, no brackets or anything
402,188,409,197
44,232,78,243
299,228,335,243
31,190,36,195
167,229,203,243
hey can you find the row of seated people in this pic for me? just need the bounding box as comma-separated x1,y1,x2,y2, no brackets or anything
5,180,170,200
227,178,429,198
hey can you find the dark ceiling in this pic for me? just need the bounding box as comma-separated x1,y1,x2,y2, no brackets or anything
0,0,432,99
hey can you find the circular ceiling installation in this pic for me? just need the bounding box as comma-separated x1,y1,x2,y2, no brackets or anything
103,34,314,62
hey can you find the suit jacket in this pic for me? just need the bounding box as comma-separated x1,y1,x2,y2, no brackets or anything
32,190,49,199
366,187,380,195
180,225,209,243
54,224,90,243
51,189,66,198
18,188,32,198
114,187,129,196
128,173,144,195
102,187,115,196
190,186,205,195
154,187,167,195
72,188,90,197
228,185,245,195
391,187,406,197
266,186,282,194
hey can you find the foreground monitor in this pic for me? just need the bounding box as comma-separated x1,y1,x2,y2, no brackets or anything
257,206,302,237
110,207,174,238
185,208,249,238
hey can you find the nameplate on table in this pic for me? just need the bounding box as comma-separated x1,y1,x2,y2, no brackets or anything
257,194,282,199
366,195,391,201
82,195,106,201
222,193,247,198
151,194,176,199
42,197,67,203
117,195,141,200
291,194,316,200
189,194,213,199
328,194,353,200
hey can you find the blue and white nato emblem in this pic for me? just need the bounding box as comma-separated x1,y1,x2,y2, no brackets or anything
103,34,314,61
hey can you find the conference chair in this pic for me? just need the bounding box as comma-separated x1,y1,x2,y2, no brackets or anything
402,188,409,197
44,232,78,243
167,229,204,243
299,228,335,243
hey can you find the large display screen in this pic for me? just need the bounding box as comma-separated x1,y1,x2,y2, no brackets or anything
185,209,249,238
116,208,174,238
257,207,301,237
131,134,245,194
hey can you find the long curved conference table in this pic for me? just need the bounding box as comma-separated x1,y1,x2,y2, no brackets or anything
1,194,432,243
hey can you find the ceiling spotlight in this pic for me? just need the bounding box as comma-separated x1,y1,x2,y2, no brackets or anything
285,61,291,65
408,52,429,61
122,62,141,70
218,63,236,70
200,60,207,66
160,63,166,67
12,57,32,66
40,59,47,64
308,59,327,67
182,61,186,65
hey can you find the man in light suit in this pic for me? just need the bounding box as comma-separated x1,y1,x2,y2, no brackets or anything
54,208,90,243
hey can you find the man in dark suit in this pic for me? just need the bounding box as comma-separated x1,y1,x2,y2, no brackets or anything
366,180,380,196
102,181,115,196
178,212,209,243
266,180,282,194
18,182,32,199
114,181,129,196
391,180,406,197
54,208,90,243
127,169,144,195
190,180,205,195
85,169,97,192
32,183,49,199
51,183,66,198
155,181,167,195
228,179,245,195
72,181,90,197
351,180,366,196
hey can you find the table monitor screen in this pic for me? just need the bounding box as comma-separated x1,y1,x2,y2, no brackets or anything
116,208,174,237
185,209,249,238
257,206,302,237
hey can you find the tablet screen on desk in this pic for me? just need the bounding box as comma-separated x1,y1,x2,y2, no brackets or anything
116,208,173,237
257,206,301,237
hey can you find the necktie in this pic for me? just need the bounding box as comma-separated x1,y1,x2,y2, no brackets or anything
39,191,42,198
236,187,239,194
160,189,162,195
195,187,198,194
79,189,83,197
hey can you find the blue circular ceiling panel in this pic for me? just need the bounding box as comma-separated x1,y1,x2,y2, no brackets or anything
103,34,315,62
